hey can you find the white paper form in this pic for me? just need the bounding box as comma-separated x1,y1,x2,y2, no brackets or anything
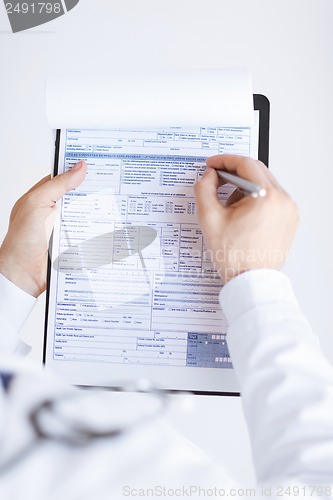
45,70,257,391
46,123,257,381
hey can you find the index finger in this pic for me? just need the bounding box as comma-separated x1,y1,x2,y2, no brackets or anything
206,154,275,189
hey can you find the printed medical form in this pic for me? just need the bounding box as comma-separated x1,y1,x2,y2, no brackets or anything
45,120,258,388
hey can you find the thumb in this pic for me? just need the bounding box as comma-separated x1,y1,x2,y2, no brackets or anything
194,167,225,227
36,161,87,202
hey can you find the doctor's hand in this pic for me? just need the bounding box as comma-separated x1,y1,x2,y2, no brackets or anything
0,161,87,298
194,155,299,283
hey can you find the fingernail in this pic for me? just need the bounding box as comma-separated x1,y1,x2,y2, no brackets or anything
72,161,85,171
202,167,211,178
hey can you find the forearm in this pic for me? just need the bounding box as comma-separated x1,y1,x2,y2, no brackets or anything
221,270,333,484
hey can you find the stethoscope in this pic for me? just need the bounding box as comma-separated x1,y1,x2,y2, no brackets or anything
0,377,173,475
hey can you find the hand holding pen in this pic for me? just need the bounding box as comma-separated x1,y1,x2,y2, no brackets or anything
194,155,299,282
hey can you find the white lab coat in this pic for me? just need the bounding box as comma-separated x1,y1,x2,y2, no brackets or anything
0,270,333,499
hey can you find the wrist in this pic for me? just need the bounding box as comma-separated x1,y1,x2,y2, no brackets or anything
0,249,42,298
211,245,285,284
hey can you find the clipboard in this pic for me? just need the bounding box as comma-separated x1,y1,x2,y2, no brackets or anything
43,94,270,396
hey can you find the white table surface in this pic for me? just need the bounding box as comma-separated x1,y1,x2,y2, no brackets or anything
1,0,333,486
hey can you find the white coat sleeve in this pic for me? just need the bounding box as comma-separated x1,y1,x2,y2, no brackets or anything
0,273,36,355
220,269,333,485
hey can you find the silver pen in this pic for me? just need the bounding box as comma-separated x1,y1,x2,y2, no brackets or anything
216,170,266,199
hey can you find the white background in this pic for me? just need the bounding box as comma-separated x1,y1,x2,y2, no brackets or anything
1,0,333,486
